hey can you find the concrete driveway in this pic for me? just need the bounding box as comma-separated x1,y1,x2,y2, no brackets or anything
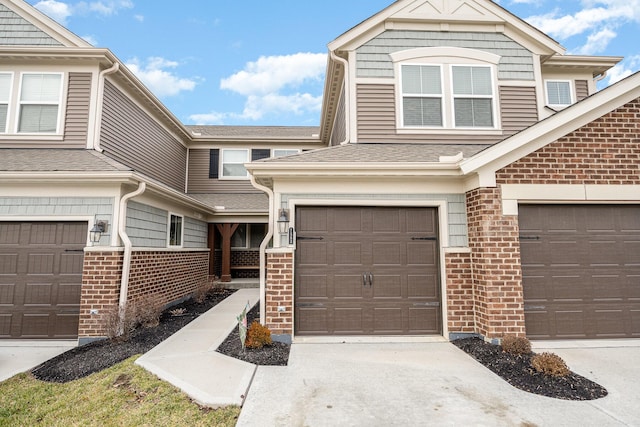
238,341,640,426
0,341,76,382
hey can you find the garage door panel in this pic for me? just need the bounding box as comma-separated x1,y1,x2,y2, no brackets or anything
631,310,640,335
54,313,81,337
372,242,401,265
28,224,59,245
334,308,365,333
20,314,51,338
60,253,84,275
334,275,364,299
0,284,14,305
408,274,438,299
298,208,328,232
28,254,55,274
0,224,21,244
372,209,400,233
296,308,329,334
409,307,440,334
520,205,640,340
406,209,437,234
0,254,18,274
333,242,363,265
373,308,403,332
334,209,364,232
61,223,87,244
298,242,327,266
372,275,402,299
407,241,437,265
24,283,54,306
57,283,82,306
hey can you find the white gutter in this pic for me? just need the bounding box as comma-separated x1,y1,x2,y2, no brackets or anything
117,181,146,334
93,62,120,152
330,51,350,145
250,175,274,325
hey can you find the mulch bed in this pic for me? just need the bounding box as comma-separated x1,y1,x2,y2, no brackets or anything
216,303,290,366
453,337,608,401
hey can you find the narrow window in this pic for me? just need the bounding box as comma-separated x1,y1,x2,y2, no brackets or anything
18,73,62,133
452,66,494,128
169,214,183,247
546,81,572,107
401,65,443,127
0,73,12,133
251,149,271,161
221,149,249,178
273,149,300,158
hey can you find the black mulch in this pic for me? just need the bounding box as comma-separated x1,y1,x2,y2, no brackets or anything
32,290,238,383
216,303,290,366
453,337,608,401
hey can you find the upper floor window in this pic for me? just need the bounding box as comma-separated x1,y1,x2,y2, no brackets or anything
168,213,183,247
18,73,62,133
0,73,12,133
546,80,572,108
221,149,249,179
400,64,496,129
273,149,301,158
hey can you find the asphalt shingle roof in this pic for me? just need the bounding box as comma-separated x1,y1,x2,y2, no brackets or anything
189,193,268,212
0,149,132,172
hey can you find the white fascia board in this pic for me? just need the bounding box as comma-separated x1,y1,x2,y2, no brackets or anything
460,71,640,176
248,162,463,178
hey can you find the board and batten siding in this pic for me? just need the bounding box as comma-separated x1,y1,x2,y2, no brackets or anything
187,149,260,194
357,31,534,80
0,4,63,46
499,86,538,137
356,84,537,143
100,80,187,192
281,193,469,247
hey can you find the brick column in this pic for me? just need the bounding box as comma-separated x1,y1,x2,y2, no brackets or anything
466,187,526,339
265,251,293,337
79,251,124,341
445,251,475,337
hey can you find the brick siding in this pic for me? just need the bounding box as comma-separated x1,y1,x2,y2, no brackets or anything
79,250,209,339
444,252,475,334
466,188,526,339
265,252,293,335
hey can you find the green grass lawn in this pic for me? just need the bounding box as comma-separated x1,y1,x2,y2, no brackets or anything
0,356,240,427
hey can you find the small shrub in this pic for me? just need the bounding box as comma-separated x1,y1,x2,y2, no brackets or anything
101,303,136,341
169,308,187,317
501,335,532,355
245,321,272,349
193,280,213,303
531,352,570,377
132,294,164,328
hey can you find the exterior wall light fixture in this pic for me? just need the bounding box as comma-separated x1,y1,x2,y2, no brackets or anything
277,209,290,234
90,220,108,244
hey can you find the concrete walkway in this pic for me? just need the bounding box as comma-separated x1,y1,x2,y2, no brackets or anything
0,340,76,382
136,288,259,408
238,342,640,426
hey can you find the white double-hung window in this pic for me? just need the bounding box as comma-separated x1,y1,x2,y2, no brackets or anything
18,73,63,133
0,73,12,133
221,149,249,179
545,80,572,108
401,65,443,127
452,66,494,128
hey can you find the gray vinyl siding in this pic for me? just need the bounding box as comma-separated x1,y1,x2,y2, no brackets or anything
575,80,589,101
499,86,538,137
330,85,347,146
63,72,92,146
357,83,521,144
0,5,63,46
184,217,207,249
126,201,168,248
101,80,187,192
281,193,469,247
0,196,113,245
357,30,534,80
187,148,260,194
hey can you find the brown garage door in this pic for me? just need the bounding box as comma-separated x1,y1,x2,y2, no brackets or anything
295,207,441,336
519,205,640,340
0,222,86,339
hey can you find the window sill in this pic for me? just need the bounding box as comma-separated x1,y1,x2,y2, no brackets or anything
218,176,251,181
0,134,64,141
396,128,503,136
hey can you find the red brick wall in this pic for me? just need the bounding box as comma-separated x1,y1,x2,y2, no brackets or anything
265,252,293,335
79,250,209,339
466,188,526,339
445,252,475,334
79,251,123,337
497,97,640,185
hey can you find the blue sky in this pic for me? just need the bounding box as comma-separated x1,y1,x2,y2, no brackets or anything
26,0,640,127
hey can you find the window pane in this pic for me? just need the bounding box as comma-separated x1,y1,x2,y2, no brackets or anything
403,97,442,127
170,215,183,246
21,74,61,102
472,67,492,95
0,105,7,132
223,150,248,163
250,224,267,248
402,65,440,94
232,224,247,248
421,66,441,94
453,66,492,95
223,163,248,177
402,65,422,93
455,98,493,127
0,74,11,101
273,149,299,158
547,81,571,105
452,67,472,95
18,105,58,133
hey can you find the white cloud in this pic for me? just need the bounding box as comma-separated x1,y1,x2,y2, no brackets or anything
190,53,327,124
33,0,72,24
134,14,144,22
78,0,133,16
607,55,640,84
126,57,199,98
577,27,617,54
81,34,98,45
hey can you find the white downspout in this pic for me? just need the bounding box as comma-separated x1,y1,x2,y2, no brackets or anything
330,50,350,145
250,175,274,325
93,62,120,152
117,181,146,333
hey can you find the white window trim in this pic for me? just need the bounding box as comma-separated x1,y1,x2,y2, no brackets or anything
450,64,498,130
0,72,14,134
168,213,184,248
15,72,64,135
545,79,574,109
392,47,502,133
219,148,250,180
399,64,445,129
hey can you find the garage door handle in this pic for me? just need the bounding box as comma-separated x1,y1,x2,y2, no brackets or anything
368,273,374,288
